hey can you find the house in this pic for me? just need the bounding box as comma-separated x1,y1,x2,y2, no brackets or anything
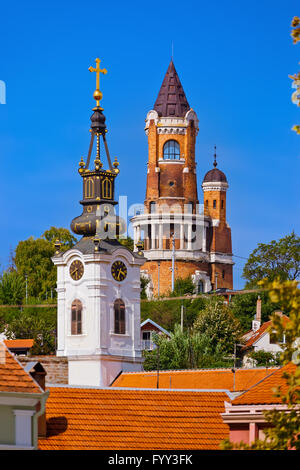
222,362,298,446
140,318,171,351
0,341,48,450
241,298,289,367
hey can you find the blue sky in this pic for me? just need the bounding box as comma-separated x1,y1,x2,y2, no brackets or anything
0,0,299,289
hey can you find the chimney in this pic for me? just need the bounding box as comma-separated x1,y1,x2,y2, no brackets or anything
252,296,262,332
27,362,47,437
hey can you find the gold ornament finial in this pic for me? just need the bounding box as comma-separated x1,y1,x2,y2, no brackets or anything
88,58,107,107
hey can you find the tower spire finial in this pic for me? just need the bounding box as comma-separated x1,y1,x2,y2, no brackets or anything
213,145,217,168
89,58,107,107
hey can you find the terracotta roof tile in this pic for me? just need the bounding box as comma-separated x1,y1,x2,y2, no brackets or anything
4,339,34,349
111,368,278,392
232,363,298,405
0,341,42,394
39,388,229,450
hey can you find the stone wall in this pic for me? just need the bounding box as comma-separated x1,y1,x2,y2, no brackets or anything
19,355,68,385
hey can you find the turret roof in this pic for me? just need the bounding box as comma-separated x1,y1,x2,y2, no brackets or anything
154,60,190,117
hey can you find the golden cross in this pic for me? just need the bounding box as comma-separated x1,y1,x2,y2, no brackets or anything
89,58,107,106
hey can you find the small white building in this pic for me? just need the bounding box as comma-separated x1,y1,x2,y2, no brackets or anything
241,297,288,367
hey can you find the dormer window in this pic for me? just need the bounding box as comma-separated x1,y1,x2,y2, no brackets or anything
163,140,180,160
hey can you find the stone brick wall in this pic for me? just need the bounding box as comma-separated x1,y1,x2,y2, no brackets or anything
19,355,68,385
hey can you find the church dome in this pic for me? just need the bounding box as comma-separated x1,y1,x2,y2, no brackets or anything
203,146,227,183
203,167,227,183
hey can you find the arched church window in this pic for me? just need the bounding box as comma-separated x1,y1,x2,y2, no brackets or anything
71,300,82,335
102,178,112,199
163,140,180,160
85,178,94,199
213,199,217,209
114,299,125,334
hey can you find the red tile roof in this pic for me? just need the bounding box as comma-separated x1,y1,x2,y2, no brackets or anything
111,368,278,392
0,341,42,394
242,315,289,350
232,363,298,405
4,339,34,349
38,387,229,450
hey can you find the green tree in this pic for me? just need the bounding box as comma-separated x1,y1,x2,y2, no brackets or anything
5,313,56,355
0,270,25,305
143,325,232,372
194,296,242,355
118,237,134,251
230,291,282,332
42,226,77,250
15,237,56,299
170,276,195,297
242,232,300,288
248,350,281,367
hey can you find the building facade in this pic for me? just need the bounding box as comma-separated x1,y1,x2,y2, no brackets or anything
131,60,233,297
52,59,145,387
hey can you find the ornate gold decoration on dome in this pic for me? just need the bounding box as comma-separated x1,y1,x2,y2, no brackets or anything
88,58,107,108
78,157,86,174
113,157,120,174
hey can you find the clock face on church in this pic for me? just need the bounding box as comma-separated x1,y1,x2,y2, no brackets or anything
111,260,127,282
69,259,84,281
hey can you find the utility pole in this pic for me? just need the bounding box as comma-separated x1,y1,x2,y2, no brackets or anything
171,237,175,292
180,303,184,332
157,261,161,297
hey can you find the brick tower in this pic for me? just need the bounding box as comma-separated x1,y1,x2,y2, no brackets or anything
131,60,233,296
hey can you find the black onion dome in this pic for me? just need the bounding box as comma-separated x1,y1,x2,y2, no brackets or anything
203,167,227,183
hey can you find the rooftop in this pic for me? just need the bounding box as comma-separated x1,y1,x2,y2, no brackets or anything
111,367,278,392
38,387,229,450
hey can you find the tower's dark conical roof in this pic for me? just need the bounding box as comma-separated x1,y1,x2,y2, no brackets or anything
154,60,190,117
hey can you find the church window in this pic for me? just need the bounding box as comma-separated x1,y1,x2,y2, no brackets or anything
222,270,225,279
221,200,224,209
205,200,208,208
85,178,94,199
114,299,125,334
102,178,112,199
71,300,82,335
213,199,217,209
163,140,180,160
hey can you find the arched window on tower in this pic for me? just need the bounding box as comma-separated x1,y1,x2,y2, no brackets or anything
102,178,112,199
71,300,82,335
149,202,156,214
114,299,125,334
163,140,180,160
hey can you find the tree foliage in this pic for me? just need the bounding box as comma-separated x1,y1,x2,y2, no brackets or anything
230,290,282,332
42,226,77,250
143,324,234,372
248,350,281,367
4,312,56,355
0,270,25,305
242,232,300,288
170,276,195,297
14,227,76,300
194,296,243,355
